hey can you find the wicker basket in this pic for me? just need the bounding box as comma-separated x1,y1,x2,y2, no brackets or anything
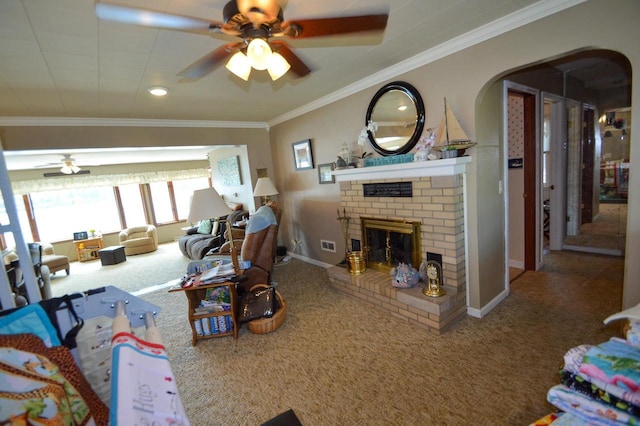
247,284,286,334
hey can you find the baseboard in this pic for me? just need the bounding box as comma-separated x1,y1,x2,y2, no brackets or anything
289,252,333,269
467,288,509,318
508,259,525,269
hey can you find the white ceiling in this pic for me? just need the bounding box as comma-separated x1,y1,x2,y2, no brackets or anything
0,0,587,170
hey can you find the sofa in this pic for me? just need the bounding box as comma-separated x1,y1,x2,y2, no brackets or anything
178,207,249,260
119,224,158,255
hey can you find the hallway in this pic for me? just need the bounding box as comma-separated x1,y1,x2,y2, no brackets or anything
511,250,624,320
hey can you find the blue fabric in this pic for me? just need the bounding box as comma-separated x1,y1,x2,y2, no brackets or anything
245,206,277,235
0,303,61,347
197,219,212,234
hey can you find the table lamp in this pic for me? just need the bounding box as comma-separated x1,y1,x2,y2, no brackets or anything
187,187,231,223
253,177,279,205
187,187,239,271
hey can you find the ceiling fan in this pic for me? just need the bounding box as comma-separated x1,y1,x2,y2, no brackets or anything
95,0,388,81
35,155,86,174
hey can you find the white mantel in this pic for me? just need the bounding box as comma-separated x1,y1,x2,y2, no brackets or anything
332,156,471,181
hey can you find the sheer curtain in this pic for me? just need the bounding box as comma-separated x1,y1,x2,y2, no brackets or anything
10,168,210,194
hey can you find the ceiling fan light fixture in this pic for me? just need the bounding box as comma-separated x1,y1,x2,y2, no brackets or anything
267,52,290,80
147,86,168,96
61,159,81,174
246,38,272,71
226,51,252,81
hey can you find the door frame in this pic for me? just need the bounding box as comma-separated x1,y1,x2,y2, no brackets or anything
504,81,542,273
542,92,567,251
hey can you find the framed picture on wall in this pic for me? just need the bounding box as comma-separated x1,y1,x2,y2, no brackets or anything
318,163,335,184
218,156,242,186
292,139,314,171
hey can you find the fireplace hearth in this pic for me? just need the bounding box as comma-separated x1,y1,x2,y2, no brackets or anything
331,159,470,333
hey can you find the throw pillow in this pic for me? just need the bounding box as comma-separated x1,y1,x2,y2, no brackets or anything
197,219,212,234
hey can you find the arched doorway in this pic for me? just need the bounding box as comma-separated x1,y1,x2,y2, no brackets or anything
501,49,631,276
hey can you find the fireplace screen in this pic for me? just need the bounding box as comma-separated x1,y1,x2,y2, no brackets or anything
360,217,421,273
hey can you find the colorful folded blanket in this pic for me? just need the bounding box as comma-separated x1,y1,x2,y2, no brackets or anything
580,338,640,393
564,342,640,407
547,385,639,425
562,370,640,416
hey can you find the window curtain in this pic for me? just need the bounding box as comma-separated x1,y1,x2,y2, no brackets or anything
11,168,210,195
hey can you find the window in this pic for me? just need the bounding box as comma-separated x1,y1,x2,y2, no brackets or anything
149,182,174,224
30,187,120,242
5,174,210,244
0,194,33,249
172,177,211,220
118,184,146,227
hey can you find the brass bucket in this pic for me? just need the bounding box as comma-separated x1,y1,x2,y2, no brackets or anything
347,251,366,275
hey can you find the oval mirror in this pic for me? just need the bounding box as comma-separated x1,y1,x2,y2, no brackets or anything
365,81,425,156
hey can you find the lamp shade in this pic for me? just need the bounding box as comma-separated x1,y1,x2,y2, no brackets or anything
253,177,279,198
267,52,291,81
226,51,251,81
246,38,272,71
187,187,231,223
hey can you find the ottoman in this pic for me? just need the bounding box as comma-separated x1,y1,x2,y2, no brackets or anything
99,246,126,266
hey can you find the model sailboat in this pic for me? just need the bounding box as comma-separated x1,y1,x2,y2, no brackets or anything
432,98,476,153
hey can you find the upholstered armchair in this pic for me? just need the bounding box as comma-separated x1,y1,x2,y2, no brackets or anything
191,203,281,292
41,242,70,275
119,224,158,255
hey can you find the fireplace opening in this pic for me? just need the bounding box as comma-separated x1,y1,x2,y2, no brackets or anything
360,217,421,273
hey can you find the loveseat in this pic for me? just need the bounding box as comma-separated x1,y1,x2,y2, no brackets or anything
178,207,248,260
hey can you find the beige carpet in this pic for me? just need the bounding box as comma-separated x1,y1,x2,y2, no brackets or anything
138,250,623,425
48,244,624,424
49,242,192,298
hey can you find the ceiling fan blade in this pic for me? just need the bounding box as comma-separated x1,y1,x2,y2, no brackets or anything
271,41,311,78
95,1,220,35
178,43,243,80
280,14,388,39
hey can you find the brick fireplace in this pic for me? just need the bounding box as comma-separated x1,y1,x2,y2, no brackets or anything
328,158,470,333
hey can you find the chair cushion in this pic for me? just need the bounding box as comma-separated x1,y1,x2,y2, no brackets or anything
42,255,68,270
123,237,153,249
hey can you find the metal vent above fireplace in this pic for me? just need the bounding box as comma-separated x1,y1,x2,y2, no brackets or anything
360,217,421,273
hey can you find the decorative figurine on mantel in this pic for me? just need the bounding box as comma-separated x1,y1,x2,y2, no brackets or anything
335,143,352,169
414,128,438,162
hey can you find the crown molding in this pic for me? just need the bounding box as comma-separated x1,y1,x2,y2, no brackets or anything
0,117,270,129
267,0,586,127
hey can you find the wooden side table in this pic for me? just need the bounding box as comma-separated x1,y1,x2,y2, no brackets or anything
74,237,104,262
169,280,239,346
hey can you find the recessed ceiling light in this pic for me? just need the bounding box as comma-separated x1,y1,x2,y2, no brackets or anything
148,86,168,96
